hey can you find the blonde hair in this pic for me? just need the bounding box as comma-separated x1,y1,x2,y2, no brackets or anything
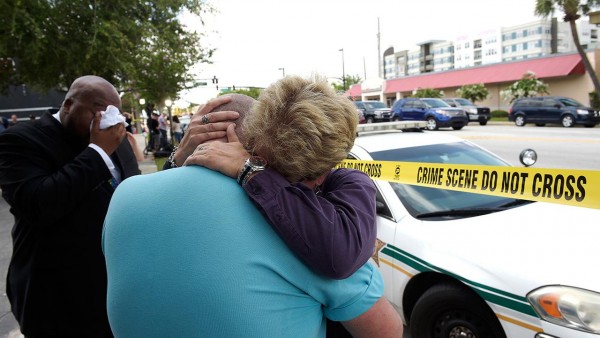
243,75,358,182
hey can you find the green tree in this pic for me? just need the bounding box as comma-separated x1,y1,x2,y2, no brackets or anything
332,74,362,93
0,0,214,103
456,83,489,103
412,88,443,98
500,71,550,103
535,0,600,97
218,87,263,99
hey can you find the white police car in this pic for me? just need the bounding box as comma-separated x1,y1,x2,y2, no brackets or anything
351,122,600,338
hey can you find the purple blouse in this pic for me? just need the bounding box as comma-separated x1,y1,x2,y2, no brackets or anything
244,168,377,279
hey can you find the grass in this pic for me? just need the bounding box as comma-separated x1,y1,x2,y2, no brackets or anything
155,157,167,171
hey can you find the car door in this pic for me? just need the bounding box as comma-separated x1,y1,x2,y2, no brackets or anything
404,99,425,121
525,99,544,123
541,98,562,124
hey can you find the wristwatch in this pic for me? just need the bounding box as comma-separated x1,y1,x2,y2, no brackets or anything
237,156,267,186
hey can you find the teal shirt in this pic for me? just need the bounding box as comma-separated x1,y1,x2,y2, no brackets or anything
102,166,383,338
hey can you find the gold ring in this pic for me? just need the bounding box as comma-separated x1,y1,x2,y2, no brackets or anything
201,114,210,125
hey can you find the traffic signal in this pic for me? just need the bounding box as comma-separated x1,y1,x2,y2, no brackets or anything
212,76,218,84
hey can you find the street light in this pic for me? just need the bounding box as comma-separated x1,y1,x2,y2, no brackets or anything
339,48,346,92
278,67,285,77
138,98,146,133
164,99,174,146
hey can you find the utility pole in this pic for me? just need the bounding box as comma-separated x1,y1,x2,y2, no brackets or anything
339,48,346,91
377,18,382,78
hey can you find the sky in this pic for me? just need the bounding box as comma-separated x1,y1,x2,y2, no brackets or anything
178,0,545,106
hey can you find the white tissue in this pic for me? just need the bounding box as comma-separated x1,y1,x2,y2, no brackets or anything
99,105,128,129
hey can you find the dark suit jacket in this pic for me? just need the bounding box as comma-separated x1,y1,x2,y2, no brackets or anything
0,112,140,336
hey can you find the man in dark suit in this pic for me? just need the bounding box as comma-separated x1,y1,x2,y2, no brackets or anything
0,75,140,337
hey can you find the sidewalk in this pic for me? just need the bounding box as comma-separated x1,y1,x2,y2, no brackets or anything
132,133,159,174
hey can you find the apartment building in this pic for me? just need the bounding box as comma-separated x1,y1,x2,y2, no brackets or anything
383,18,598,79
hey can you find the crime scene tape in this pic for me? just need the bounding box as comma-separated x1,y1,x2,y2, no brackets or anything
335,160,600,210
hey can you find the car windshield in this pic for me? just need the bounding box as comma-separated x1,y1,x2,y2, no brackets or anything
454,98,474,106
364,101,387,109
370,142,527,219
557,97,584,107
422,98,451,108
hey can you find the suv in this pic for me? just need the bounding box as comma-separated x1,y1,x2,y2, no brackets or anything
353,101,391,123
390,97,468,130
442,98,491,125
509,96,600,128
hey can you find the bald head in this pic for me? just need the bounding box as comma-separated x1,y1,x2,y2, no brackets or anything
207,94,256,143
60,75,121,140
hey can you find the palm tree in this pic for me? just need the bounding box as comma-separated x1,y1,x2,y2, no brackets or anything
535,0,600,95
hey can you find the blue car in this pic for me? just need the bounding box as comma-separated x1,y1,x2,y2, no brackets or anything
391,98,468,130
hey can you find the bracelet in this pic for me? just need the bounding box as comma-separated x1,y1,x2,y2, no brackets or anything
167,146,179,168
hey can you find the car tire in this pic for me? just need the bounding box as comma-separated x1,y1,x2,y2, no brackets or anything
426,117,438,130
561,115,574,128
479,120,488,126
584,124,596,128
366,117,374,124
393,117,401,122
535,123,546,127
452,125,464,130
410,283,507,338
514,115,526,127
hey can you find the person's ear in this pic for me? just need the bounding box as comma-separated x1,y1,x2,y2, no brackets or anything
62,98,73,115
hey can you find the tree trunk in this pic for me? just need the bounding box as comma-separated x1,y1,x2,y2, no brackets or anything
569,20,600,97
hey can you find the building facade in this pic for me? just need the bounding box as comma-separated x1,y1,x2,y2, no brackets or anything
352,17,600,110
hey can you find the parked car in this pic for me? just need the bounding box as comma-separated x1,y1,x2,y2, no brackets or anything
352,121,600,338
355,107,366,124
442,97,491,125
390,97,468,130
508,96,600,128
353,101,391,123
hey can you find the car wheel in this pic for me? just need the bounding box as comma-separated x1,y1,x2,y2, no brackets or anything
410,283,506,338
426,117,438,130
561,115,574,127
393,117,401,122
514,115,526,127
479,120,488,126
452,125,464,130
366,117,374,124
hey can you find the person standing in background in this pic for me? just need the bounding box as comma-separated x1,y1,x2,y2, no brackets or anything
172,115,183,144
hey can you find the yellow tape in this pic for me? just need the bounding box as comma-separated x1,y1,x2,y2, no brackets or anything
336,160,600,210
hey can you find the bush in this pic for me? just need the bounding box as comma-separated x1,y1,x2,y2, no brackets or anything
589,91,600,110
491,110,508,119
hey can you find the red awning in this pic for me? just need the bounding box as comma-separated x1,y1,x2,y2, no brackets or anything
384,53,585,94
345,84,362,98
